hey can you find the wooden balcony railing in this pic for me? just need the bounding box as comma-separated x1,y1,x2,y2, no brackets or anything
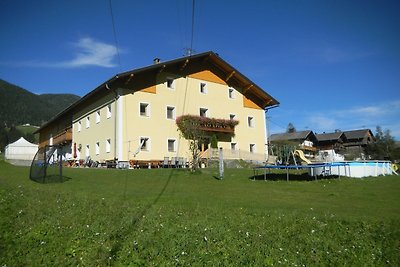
53,128,72,145
198,126,235,134
39,140,49,149
299,145,317,152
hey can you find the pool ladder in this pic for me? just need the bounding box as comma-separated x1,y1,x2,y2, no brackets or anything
322,164,331,176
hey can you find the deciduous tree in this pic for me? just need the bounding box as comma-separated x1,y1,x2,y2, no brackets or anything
365,126,397,160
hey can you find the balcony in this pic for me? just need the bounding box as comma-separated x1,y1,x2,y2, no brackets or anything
176,115,239,137
198,125,235,134
299,145,317,152
53,128,72,145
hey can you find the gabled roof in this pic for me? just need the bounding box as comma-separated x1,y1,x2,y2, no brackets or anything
36,51,279,133
315,132,346,142
270,130,315,142
343,129,373,140
6,137,38,147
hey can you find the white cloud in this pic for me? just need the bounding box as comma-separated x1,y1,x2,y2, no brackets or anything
59,38,118,68
389,124,400,138
335,101,400,118
300,100,400,139
2,37,119,68
314,44,372,64
308,115,337,132
320,47,348,64
350,106,383,116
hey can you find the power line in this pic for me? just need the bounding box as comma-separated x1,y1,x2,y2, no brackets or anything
269,118,287,130
108,0,122,72
189,0,196,56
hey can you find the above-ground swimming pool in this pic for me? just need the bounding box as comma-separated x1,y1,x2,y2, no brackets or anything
308,160,396,178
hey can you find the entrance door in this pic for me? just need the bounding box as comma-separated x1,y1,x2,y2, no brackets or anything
198,137,210,153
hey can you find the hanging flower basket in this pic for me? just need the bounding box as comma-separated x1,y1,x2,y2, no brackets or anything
176,115,239,139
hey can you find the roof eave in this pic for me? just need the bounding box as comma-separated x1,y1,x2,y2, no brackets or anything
36,51,279,133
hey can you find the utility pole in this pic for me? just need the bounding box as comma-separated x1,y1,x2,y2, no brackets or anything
266,114,271,159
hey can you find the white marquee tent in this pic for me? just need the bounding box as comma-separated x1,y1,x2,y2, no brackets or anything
5,137,38,161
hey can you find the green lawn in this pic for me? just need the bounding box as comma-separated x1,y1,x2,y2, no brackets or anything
1,160,399,266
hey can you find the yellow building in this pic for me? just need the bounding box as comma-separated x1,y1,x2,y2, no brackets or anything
36,52,279,167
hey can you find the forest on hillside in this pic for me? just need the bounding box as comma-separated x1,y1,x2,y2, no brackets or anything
0,79,80,151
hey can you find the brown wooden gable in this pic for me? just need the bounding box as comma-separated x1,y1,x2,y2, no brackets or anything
188,70,227,85
243,95,262,109
139,85,157,94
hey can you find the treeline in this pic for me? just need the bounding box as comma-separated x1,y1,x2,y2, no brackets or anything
0,126,37,152
365,126,400,161
0,79,80,127
0,78,80,151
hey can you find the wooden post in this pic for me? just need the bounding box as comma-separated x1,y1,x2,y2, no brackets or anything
286,167,289,182
219,147,224,179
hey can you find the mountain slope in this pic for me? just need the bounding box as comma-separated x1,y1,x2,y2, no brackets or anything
0,79,80,126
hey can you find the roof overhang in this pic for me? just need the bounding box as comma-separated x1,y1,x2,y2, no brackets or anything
36,51,279,133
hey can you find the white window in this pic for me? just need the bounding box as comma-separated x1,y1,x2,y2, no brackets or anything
247,116,254,128
77,121,81,132
96,110,101,124
95,142,100,155
166,77,175,89
200,108,208,117
250,143,256,153
140,137,150,151
200,82,207,94
106,139,111,153
86,116,90,128
107,104,112,119
167,139,176,152
229,114,236,120
166,106,176,120
85,144,90,157
140,103,150,117
228,88,235,99
231,143,237,150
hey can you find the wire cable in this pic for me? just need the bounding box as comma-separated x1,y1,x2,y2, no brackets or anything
108,0,122,72
189,0,196,55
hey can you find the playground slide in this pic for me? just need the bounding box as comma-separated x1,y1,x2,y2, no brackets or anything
294,150,311,164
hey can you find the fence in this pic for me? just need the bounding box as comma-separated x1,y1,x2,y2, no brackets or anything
202,148,266,163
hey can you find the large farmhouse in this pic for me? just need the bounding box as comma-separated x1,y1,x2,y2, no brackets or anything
35,52,279,167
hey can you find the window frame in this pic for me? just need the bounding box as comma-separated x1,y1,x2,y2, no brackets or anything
231,142,237,150
167,139,176,152
85,144,90,157
106,104,112,119
95,141,100,155
105,138,111,153
86,116,90,128
166,105,176,120
96,110,101,124
249,143,256,153
247,116,255,128
140,137,150,152
139,102,150,117
166,77,175,90
228,88,235,99
199,107,209,117
200,82,207,94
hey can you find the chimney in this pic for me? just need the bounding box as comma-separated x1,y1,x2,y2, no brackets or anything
153,58,161,64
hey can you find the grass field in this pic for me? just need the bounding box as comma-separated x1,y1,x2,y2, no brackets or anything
1,160,399,266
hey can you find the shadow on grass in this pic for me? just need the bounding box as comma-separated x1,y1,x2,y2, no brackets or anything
108,167,176,263
251,172,339,181
213,175,223,180
30,175,72,184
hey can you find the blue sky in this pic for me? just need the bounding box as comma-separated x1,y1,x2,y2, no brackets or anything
1,0,399,139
